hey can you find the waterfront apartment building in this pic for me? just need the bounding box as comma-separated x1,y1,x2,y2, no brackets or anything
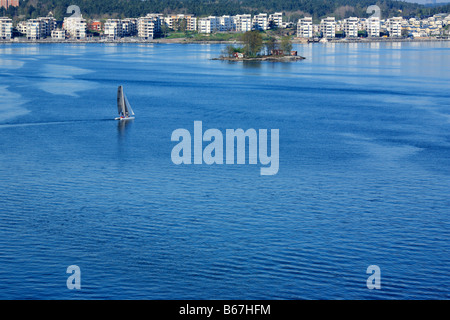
219,16,234,32
51,29,66,40
164,14,197,31
198,14,274,33
198,15,242,33
0,16,12,39
198,16,220,33
186,15,198,31
163,15,175,29
197,17,209,33
358,18,367,32
38,16,57,37
104,19,123,39
122,19,137,36
367,17,380,37
320,17,336,38
297,17,313,38
269,12,283,28
234,14,252,32
26,19,45,40
253,13,269,31
387,17,403,37
137,14,162,39
344,17,359,37
63,15,87,39
22,15,57,39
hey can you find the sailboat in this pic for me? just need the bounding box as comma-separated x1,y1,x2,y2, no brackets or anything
115,85,135,120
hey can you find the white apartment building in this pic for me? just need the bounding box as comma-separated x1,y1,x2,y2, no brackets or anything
358,18,367,31
320,17,336,38
388,17,402,37
335,20,344,33
26,19,45,40
63,15,87,39
104,19,123,39
269,12,283,28
38,16,57,37
17,20,27,34
198,17,208,33
164,14,197,31
252,13,268,31
367,17,380,37
297,17,313,38
137,14,161,39
187,16,198,31
0,16,12,39
219,15,234,32
24,16,56,40
51,29,66,40
234,14,252,32
409,17,420,27
344,17,359,37
197,17,208,33
198,16,220,34
163,15,175,29
169,14,198,31
122,18,137,36
180,14,197,31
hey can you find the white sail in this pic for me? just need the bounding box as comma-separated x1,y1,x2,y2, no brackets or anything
116,85,134,120
124,94,134,116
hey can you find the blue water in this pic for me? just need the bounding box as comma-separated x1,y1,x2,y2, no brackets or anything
0,42,449,299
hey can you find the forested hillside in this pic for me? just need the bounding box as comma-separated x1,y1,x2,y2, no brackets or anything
1,0,448,22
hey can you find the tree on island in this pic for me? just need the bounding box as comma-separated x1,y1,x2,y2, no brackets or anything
280,36,293,55
224,33,294,58
265,36,278,55
222,44,244,57
240,31,264,57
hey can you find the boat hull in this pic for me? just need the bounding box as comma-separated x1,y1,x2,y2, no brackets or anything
115,117,135,121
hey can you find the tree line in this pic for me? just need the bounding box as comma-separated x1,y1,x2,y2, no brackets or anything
1,0,447,22
222,31,295,58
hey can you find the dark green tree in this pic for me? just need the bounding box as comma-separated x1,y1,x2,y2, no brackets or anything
265,36,277,55
280,36,292,55
241,31,263,57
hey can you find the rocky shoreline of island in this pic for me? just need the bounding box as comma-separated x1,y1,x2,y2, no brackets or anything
212,55,305,62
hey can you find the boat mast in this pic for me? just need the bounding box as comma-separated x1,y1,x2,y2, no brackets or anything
122,90,126,116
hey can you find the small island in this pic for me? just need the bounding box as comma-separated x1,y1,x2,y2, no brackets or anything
212,54,305,62
213,31,306,62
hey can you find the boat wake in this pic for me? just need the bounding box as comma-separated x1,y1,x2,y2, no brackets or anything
0,118,114,129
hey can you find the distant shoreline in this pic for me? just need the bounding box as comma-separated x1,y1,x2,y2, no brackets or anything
1,37,449,45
